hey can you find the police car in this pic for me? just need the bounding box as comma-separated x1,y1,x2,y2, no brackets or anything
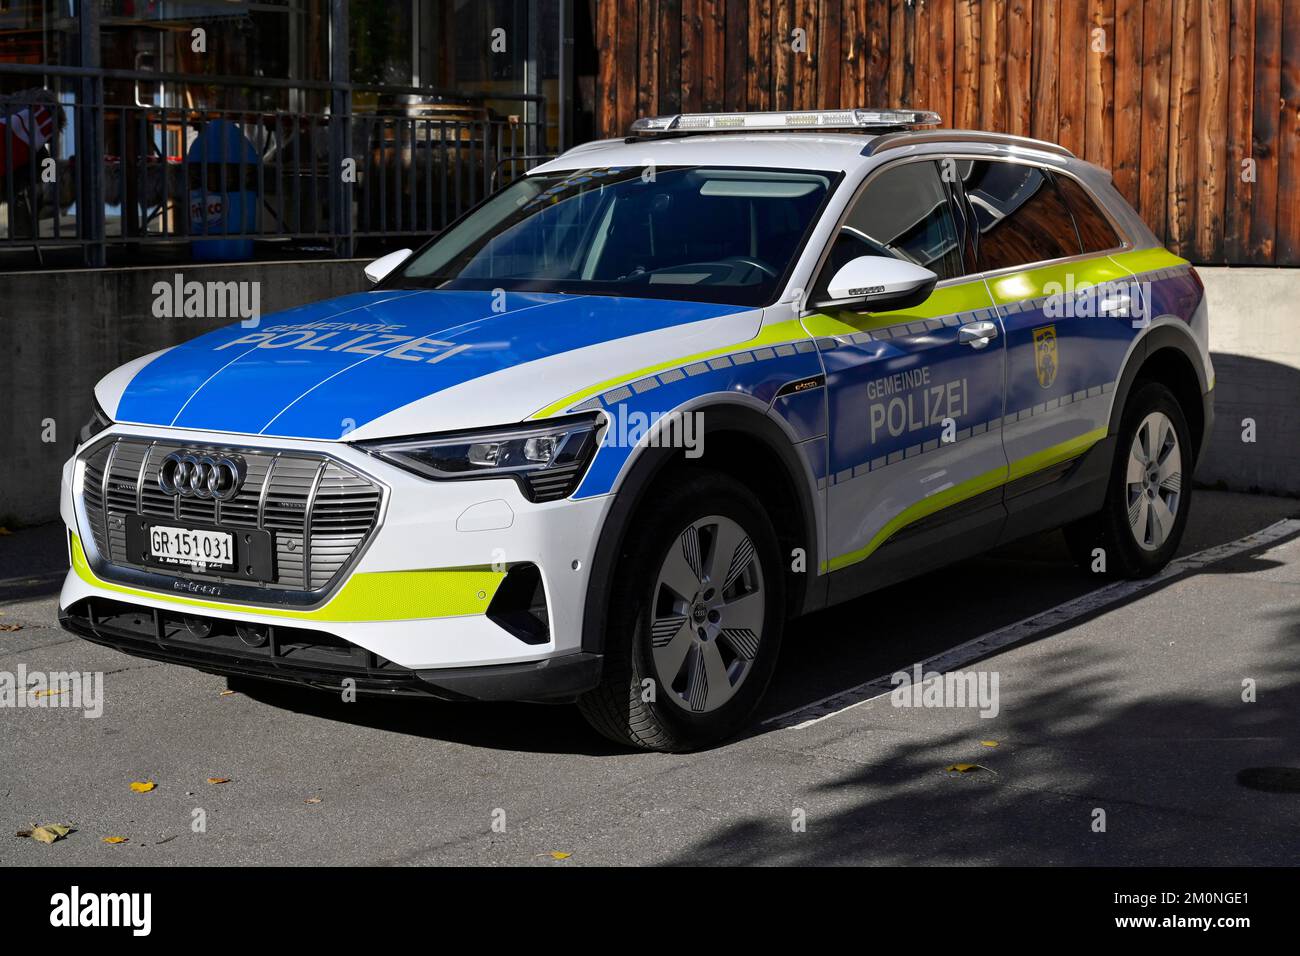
60,109,1213,751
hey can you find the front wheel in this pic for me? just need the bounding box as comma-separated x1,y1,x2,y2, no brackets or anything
1065,381,1193,578
578,472,785,752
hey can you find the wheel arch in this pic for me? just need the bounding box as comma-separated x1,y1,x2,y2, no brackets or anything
1109,322,1210,464
580,397,822,656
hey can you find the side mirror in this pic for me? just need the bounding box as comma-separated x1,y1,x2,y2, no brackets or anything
364,248,412,285
813,256,938,312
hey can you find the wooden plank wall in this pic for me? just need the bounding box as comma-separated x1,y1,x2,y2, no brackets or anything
592,0,1300,266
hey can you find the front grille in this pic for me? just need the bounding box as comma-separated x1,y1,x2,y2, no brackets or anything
80,438,383,594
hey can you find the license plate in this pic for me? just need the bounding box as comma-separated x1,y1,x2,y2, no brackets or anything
148,525,235,571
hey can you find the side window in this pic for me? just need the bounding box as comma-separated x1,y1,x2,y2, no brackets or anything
1054,174,1124,253
813,160,963,301
959,160,1082,270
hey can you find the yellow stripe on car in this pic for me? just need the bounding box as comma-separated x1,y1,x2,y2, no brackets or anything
1006,427,1107,482
825,463,1008,572
1109,246,1188,275
529,318,810,419
532,251,1153,423
824,428,1107,572
69,533,504,623
802,277,996,338
985,256,1133,306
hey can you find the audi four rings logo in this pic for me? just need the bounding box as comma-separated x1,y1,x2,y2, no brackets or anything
157,451,247,500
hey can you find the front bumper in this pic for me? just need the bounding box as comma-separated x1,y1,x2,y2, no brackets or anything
59,425,613,697
60,597,602,701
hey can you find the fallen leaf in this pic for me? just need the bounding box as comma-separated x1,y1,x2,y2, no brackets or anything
129,781,156,793
219,690,235,697
102,836,128,845
206,777,230,785
0,623,22,632
0,527,11,535
549,851,572,860
33,687,64,698
945,763,997,775
304,797,322,805
30,824,72,844
980,740,999,748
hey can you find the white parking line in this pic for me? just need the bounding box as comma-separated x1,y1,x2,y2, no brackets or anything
763,517,1300,731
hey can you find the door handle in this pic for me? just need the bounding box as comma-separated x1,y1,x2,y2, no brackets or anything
958,320,999,349
1099,293,1133,318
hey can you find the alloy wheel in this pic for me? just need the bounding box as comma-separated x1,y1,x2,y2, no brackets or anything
1126,410,1183,552
649,515,766,713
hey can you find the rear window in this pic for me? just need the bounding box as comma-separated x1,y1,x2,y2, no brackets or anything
959,160,1081,271
1055,174,1124,253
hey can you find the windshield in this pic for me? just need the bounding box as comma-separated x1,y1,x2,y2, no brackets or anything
390,165,837,306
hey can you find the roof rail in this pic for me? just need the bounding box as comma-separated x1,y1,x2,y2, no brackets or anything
629,108,942,137
864,128,1075,158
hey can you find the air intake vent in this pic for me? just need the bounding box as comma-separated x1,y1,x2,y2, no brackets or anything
486,563,550,645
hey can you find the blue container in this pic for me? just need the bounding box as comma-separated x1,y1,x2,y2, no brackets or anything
187,120,260,261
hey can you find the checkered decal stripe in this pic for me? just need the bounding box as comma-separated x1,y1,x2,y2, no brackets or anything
570,338,817,412
814,263,1191,354
812,263,1188,486
565,265,1187,416
566,262,1185,489
823,380,1116,487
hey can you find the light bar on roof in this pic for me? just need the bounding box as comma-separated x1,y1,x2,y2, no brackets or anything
629,109,942,135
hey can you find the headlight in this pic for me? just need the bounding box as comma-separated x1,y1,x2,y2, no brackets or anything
358,413,603,502
77,400,112,446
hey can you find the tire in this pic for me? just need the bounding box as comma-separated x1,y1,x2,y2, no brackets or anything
577,470,786,752
1064,381,1193,578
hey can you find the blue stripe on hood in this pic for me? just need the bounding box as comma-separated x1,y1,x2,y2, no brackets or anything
114,290,747,439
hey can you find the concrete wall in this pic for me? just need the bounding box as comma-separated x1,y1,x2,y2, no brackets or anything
0,261,1295,527
1197,268,1300,497
0,260,369,526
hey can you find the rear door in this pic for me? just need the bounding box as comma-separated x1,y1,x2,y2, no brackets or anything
805,159,1010,600
956,160,1133,492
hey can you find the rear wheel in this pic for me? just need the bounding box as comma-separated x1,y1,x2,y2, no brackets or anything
578,472,785,752
1065,381,1192,578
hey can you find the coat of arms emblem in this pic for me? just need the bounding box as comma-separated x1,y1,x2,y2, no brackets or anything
1033,325,1059,389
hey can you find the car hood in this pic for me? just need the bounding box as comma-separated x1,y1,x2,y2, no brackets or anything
104,289,758,440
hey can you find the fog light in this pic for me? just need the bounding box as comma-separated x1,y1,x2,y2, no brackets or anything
181,616,212,639
236,623,269,648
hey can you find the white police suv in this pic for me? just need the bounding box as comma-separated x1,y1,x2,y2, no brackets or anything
61,109,1213,750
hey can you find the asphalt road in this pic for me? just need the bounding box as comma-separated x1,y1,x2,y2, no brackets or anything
2,489,1298,866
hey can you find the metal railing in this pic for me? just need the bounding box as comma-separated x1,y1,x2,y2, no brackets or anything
0,62,553,268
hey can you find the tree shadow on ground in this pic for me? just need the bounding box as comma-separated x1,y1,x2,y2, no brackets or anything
667,546,1300,865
